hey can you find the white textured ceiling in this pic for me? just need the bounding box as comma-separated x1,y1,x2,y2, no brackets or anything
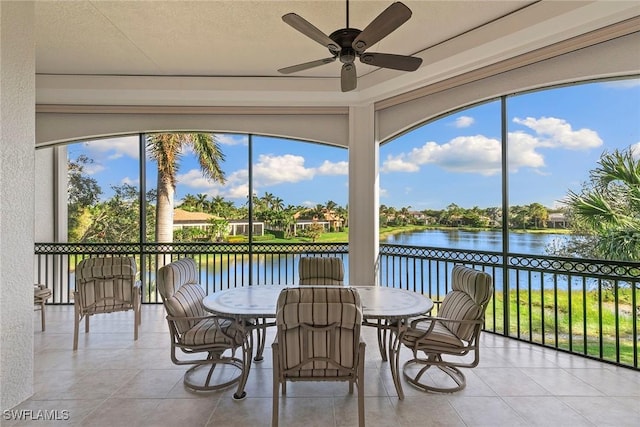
34,1,640,104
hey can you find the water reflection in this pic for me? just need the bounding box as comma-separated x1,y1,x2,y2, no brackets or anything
382,229,565,255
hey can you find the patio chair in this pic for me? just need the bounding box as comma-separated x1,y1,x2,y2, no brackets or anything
157,257,252,397
399,264,493,393
34,284,52,331
298,256,344,285
272,287,365,427
73,256,141,350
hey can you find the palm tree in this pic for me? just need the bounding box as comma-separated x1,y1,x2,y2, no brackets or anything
210,195,227,217
565,148,640,260
196,193,209,212
147,133,225,243
272,196,284,212
261,192,275,210
180,193,199,211
527,203,548,228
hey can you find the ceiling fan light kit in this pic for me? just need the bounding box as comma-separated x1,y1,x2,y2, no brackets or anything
278,1,423,92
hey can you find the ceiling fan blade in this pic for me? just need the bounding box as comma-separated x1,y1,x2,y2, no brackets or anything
360,52,422,71
352,2,412,54
278,57,336,74
341,63,357,92
282,13,340,53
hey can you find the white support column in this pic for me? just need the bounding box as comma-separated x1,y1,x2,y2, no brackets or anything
348,105,379,286
0,1,36,411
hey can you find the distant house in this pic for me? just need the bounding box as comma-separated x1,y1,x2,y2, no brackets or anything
294,219,331,233
173,209,264,236
409,211,437,225
548,212,569,228
292,209,342,233
227,219,264,236
172,208,214,231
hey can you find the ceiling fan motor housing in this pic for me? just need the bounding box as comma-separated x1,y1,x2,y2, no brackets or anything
330,28,361,64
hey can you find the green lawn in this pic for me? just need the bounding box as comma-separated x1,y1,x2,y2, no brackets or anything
485,288,638,366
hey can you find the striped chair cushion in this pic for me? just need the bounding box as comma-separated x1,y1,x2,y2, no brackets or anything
438,265,493,340
276,287,362,372
181,317,247,346
451,265,493,306
164,283,206,334
75,257,137,311
402,320,464,349
157,258,199,301
299,257,344,285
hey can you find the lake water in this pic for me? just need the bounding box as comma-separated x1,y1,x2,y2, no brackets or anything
382,229,567,255
136,229,572,299
379,229,583,292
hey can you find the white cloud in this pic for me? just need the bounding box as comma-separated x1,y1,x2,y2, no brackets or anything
214,134,248,146
507,131,546,172
512,116,602,150
382,136,502,176
225,183,249,199
121,176,139,186
382,115,601,176
83,163,106,175
176,169,217,190
408,136,502,176
382,116,603,177
381,154,420,173
631,142,640,160
252,154,347,185
84,136,140,160
454,116,474,128
317,160,348,175
253,154,315,185
175,153,347,202
177,167,250,200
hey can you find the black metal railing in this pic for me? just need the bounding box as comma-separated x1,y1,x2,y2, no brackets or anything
379,243,639,370
34,242,348,303
35,242,639,370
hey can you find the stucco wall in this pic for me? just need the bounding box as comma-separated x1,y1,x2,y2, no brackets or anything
0,0,36,411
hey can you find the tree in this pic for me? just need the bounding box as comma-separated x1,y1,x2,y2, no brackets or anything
527,203,549,228
179,194,199,211
195,193,209,212
76,183,146,242
68,155,102,241
304,222,324,242
209,218,230,242
559,148,640,261
146,133,226,243
509,205,529,230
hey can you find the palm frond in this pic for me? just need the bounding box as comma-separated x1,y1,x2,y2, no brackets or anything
146,134,183,188
190,133,226,184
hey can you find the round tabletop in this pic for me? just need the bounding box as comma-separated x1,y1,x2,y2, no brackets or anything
202,285,433,321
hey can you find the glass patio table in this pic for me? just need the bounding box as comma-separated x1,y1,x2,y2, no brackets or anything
202,285,433,400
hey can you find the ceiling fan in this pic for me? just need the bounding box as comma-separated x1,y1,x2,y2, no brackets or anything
278,1,423,92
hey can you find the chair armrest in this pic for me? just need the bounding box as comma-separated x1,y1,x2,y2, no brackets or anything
408,316,484,342
411,316,483,328
166,313,243,325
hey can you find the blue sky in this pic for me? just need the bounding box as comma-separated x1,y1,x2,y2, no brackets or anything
71,78,640,211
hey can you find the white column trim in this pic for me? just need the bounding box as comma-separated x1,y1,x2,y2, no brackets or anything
348,104,379,286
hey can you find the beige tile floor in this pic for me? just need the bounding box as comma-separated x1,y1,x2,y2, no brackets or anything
8,305,640,426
